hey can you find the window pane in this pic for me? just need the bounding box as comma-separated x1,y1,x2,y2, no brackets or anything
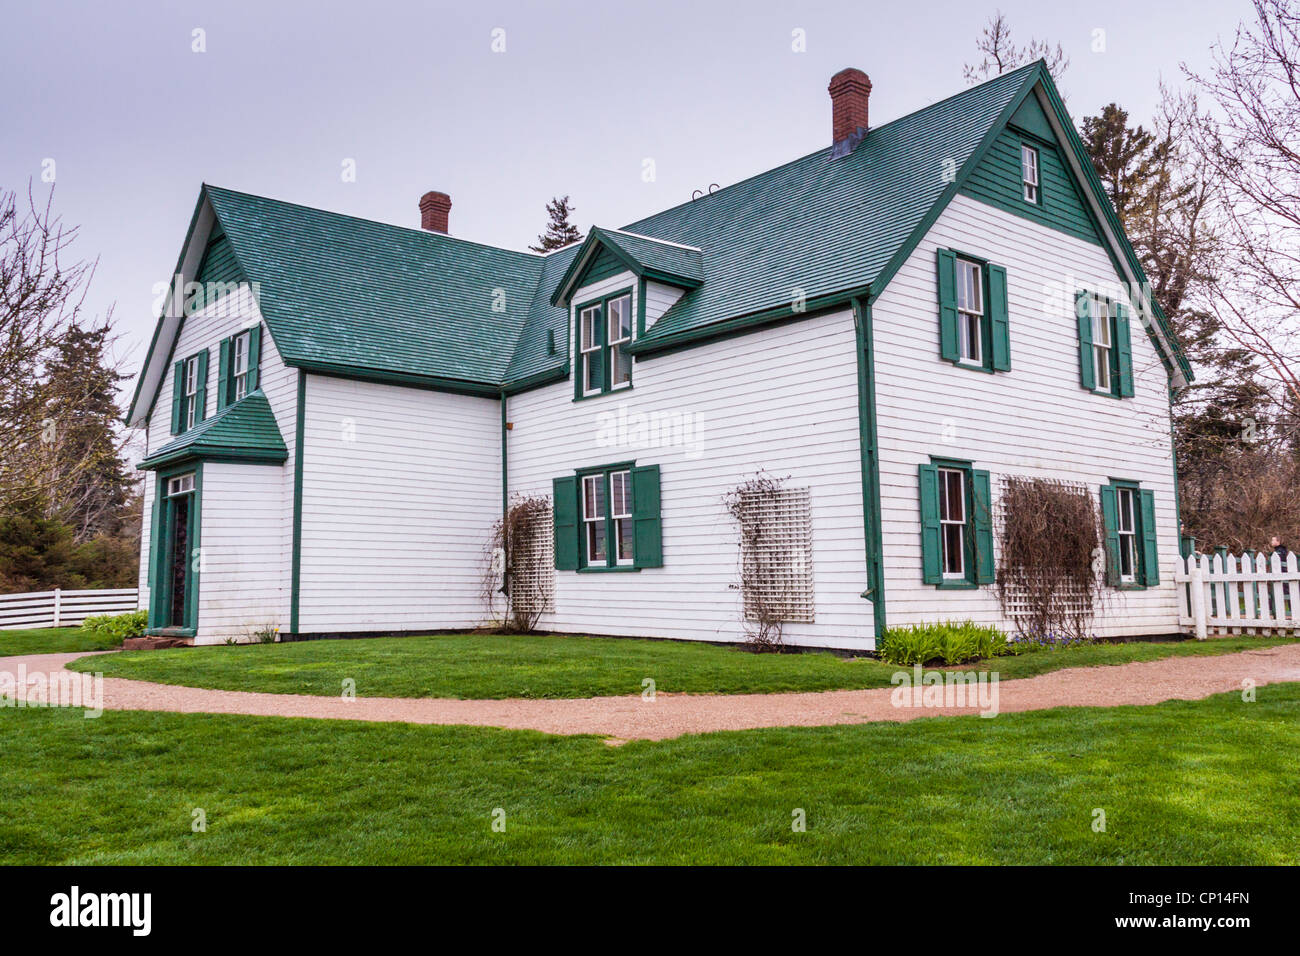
1092,304,1110,346
611,345,631,387
233,334,249,375
583,476,605,520
610,471,632,517
607,295,631,342
581,309,599,351
615,517,634,562
943,525,965,575
587,523,606,562
956,261,981,313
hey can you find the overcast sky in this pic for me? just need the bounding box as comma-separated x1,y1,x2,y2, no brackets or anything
1,0,1252,391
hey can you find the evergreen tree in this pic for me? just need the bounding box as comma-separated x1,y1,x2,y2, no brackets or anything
39,325,132,541
530,196,583,253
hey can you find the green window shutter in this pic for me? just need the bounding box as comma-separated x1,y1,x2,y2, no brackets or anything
631,464,663,568
1115,302,1135,397
988,264,1011,371
170,361,185,434
193,349,209,423
971,469,995,584
1076,291,1095,390
1099,483,1120,586
216,337,231,411
552,476,579,570
936,249,959,363
918,463,943,584
1139,488,1159,586
247,325,262,391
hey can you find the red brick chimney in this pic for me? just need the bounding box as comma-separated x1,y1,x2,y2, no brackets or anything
419,191,452,233
828,68,872,155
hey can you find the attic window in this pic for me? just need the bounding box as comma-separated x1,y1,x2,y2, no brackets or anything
1021,144,1040,204
575,289,634,399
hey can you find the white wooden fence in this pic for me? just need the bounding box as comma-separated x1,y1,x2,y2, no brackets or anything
0,588,139,631
1175,552,1300,638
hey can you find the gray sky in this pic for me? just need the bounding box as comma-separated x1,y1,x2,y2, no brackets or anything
1,0,1251,385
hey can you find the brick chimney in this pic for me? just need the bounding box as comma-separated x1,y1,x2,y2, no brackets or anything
828,68,872,157
419,191,452,233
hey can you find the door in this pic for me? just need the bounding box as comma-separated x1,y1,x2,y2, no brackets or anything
152,470,200,630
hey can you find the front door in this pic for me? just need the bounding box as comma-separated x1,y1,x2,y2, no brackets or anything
153,470,199,630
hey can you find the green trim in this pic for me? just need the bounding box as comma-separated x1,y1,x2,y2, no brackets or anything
924,456,985,589
501,364,569,396
938,249,1006,374
1076,288,1133,400
630,285,872,359
290,370,305,635
146,462,203,632
138,446,288,470
290,360,501,397
550,227,704,307
572,460,650,571
636,276,647,338
851,297,886,639
1101,478,1155,590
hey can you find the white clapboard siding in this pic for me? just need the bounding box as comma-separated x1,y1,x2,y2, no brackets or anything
512,269,873,650
1176,552,1300,637
296,373,501,633
0,588,138,630
136,286,298,637
194,462,289,643
644,280,686,331
871,193,1180,637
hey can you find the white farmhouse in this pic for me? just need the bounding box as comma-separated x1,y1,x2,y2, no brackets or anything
127,62,1192,649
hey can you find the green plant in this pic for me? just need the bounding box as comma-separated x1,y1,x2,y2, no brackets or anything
79,609,147,647
877,620,1010,666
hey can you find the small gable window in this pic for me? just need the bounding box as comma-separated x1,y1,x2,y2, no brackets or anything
574,290,633,399
216,324,262,410
1075,291,1134,398
1021,143,1040,204
170,350,208,435
936,249,1011,373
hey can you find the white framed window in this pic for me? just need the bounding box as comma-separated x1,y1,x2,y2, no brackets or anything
1117,486,1138,582
232,330,251,401
1092,296,1113,393
610,469,633,565
939,467,966,579
1021,144,1040,204
579,305,601,396
607,294,632,390
582,474,606,564
166,473,196,497
955,258,983,365
183,355,200,429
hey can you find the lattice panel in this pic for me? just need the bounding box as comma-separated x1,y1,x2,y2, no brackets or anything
736,486,815,623
996,476,1094,628
511,505,555,616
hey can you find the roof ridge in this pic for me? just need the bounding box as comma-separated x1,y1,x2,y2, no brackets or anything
620,61,1043,235
599,227,703,252
203,184,545,263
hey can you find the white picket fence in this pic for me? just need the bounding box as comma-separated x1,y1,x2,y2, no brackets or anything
1175,552,1300,638
0,588,139,631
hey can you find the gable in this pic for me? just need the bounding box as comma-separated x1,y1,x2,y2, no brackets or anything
575,246,630,291
1008,95,1056,143
959,128,1103,247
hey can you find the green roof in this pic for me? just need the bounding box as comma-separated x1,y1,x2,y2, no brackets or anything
139,391,288,470
551,227,704,306
134,61,1189,418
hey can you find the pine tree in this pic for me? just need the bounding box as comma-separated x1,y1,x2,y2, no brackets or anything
39,325,132,541
530,196,583,253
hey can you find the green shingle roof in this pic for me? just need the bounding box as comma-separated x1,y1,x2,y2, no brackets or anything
139,391,288,470
136,60,1187,412
205,186,544,391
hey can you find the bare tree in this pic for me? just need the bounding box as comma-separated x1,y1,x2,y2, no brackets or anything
963,11,1069,85
0,184,122,518
1186,0,1300,411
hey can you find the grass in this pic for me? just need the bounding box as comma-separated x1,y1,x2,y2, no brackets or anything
61,631,1300,700
0,626,122,656
0,683,1296,864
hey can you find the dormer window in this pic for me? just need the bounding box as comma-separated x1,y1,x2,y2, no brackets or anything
575,289,634,399
1021,144,1040,204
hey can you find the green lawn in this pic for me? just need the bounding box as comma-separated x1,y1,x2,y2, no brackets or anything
0,683,1296,864
64,631,1299,700
0,626,121,656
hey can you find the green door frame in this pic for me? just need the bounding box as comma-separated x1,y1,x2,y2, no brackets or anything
146,462,204,636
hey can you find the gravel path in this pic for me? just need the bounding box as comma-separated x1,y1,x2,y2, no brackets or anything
4,643,1299,741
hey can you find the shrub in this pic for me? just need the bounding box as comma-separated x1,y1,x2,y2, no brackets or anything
80,609,147,647
877,620,1010,666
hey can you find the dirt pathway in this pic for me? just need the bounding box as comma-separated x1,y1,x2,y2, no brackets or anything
3,643,1299,741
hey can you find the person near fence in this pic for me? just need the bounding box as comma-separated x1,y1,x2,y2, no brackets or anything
1269,536,1291,619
